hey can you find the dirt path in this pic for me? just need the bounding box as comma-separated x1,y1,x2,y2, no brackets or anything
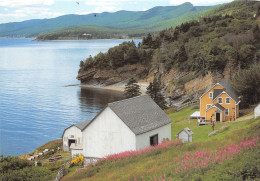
236,114,254,122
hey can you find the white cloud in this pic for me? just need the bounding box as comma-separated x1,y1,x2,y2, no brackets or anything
85,0,135,6
0,7,64,23
0,0,54,7
4,8,8,11
169,0,233,6
94,6,121,13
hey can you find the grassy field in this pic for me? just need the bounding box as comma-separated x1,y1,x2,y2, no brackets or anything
61,106,260,181
169,106,256,142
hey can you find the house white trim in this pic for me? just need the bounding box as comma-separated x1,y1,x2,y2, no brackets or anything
225,97,230,104
199,83,220,99
206,104,212,110
225,108,229,116
209,92,213,98
218,97,223,104
212,91,238,104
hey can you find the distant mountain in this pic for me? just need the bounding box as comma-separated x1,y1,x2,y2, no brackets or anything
0,2,215,37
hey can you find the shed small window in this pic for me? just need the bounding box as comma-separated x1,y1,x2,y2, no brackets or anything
226,97,230,104
206,104,211,109
225,108,229,116
150,134,158,146
218,97,223,104
209,92,213,98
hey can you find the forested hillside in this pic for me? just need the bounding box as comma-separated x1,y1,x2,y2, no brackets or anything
36,26,149,41
78,0,260,107
0,3,214,37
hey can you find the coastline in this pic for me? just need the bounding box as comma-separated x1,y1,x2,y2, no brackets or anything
67,82,149,94
34,38,142,42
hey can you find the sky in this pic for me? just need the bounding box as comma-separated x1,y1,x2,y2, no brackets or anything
0,0,234,24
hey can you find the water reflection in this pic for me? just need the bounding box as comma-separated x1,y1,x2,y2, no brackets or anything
78,87,125,111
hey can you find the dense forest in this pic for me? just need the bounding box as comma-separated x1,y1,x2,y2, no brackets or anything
78,1,260,107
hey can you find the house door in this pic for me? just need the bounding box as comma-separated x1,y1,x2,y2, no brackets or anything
150,134,158,146
216,112,220,122
68,139,75,150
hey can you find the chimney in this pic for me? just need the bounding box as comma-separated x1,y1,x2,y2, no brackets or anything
223,88,226,91
218,77,222,82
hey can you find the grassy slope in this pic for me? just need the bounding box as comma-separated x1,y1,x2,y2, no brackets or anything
61,106,260,181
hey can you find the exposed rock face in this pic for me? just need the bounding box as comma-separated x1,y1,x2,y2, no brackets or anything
77,63,147,86
78,63,218,109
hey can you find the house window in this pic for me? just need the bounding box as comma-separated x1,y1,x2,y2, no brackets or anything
225,108,229,116
206,104,211,109
226,97,230,104
209,92,213,98
150,134,158,146
218,97,223,104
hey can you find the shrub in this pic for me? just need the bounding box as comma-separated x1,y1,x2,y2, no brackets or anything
70,156,84,167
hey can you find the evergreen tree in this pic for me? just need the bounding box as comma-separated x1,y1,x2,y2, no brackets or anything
124,78,141,98
232,65,260,107
146,78,167,109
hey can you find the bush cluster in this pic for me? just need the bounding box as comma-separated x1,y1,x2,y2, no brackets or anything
70,155,84,167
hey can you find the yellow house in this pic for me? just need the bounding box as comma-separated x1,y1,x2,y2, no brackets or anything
199,79,240,122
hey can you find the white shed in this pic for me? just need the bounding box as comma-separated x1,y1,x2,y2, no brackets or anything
178,127,193,143
62,95,172,162
255,103,260,119
63,95,172,162
62,120,90,152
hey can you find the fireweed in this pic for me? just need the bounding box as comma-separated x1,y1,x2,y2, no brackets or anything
96,139,182,164
143,136,259,181
172,136,259,174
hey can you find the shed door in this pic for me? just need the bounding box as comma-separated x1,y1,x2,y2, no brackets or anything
150,134,158,146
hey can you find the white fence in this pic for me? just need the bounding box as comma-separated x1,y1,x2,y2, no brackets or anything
176,99,199,111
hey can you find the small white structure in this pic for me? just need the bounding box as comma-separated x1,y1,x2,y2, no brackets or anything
190,111,201,119
178,127,193,143
62,120,90,152
255,103,260,119
63,95,172,161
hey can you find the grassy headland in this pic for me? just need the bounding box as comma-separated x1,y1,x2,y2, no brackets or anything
61,105,260,181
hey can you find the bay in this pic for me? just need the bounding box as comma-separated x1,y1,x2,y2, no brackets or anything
0,38,139,156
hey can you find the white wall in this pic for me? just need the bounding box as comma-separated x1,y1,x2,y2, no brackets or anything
71,149,83,158
82,107,136,158
255,104,260,119
179,131,189,143
136,123,171,150
63,126,82,152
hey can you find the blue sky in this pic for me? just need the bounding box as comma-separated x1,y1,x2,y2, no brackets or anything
0,0,234,24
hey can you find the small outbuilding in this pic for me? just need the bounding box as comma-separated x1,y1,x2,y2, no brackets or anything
255,103,260,119
178,127,193,143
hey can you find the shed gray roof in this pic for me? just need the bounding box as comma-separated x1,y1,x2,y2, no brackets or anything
214,103,225,111
62,120,91,138
219,79,239,103
178,127,193,136
108,95,172,135
74,120,91,130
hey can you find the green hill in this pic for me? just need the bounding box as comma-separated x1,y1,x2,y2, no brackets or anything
77,0,260,107
36,26,150,41
0,3,215,37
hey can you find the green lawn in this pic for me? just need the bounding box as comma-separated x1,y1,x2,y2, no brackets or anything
169,106,256,142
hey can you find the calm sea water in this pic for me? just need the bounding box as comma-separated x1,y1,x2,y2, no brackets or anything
0,38,138,156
